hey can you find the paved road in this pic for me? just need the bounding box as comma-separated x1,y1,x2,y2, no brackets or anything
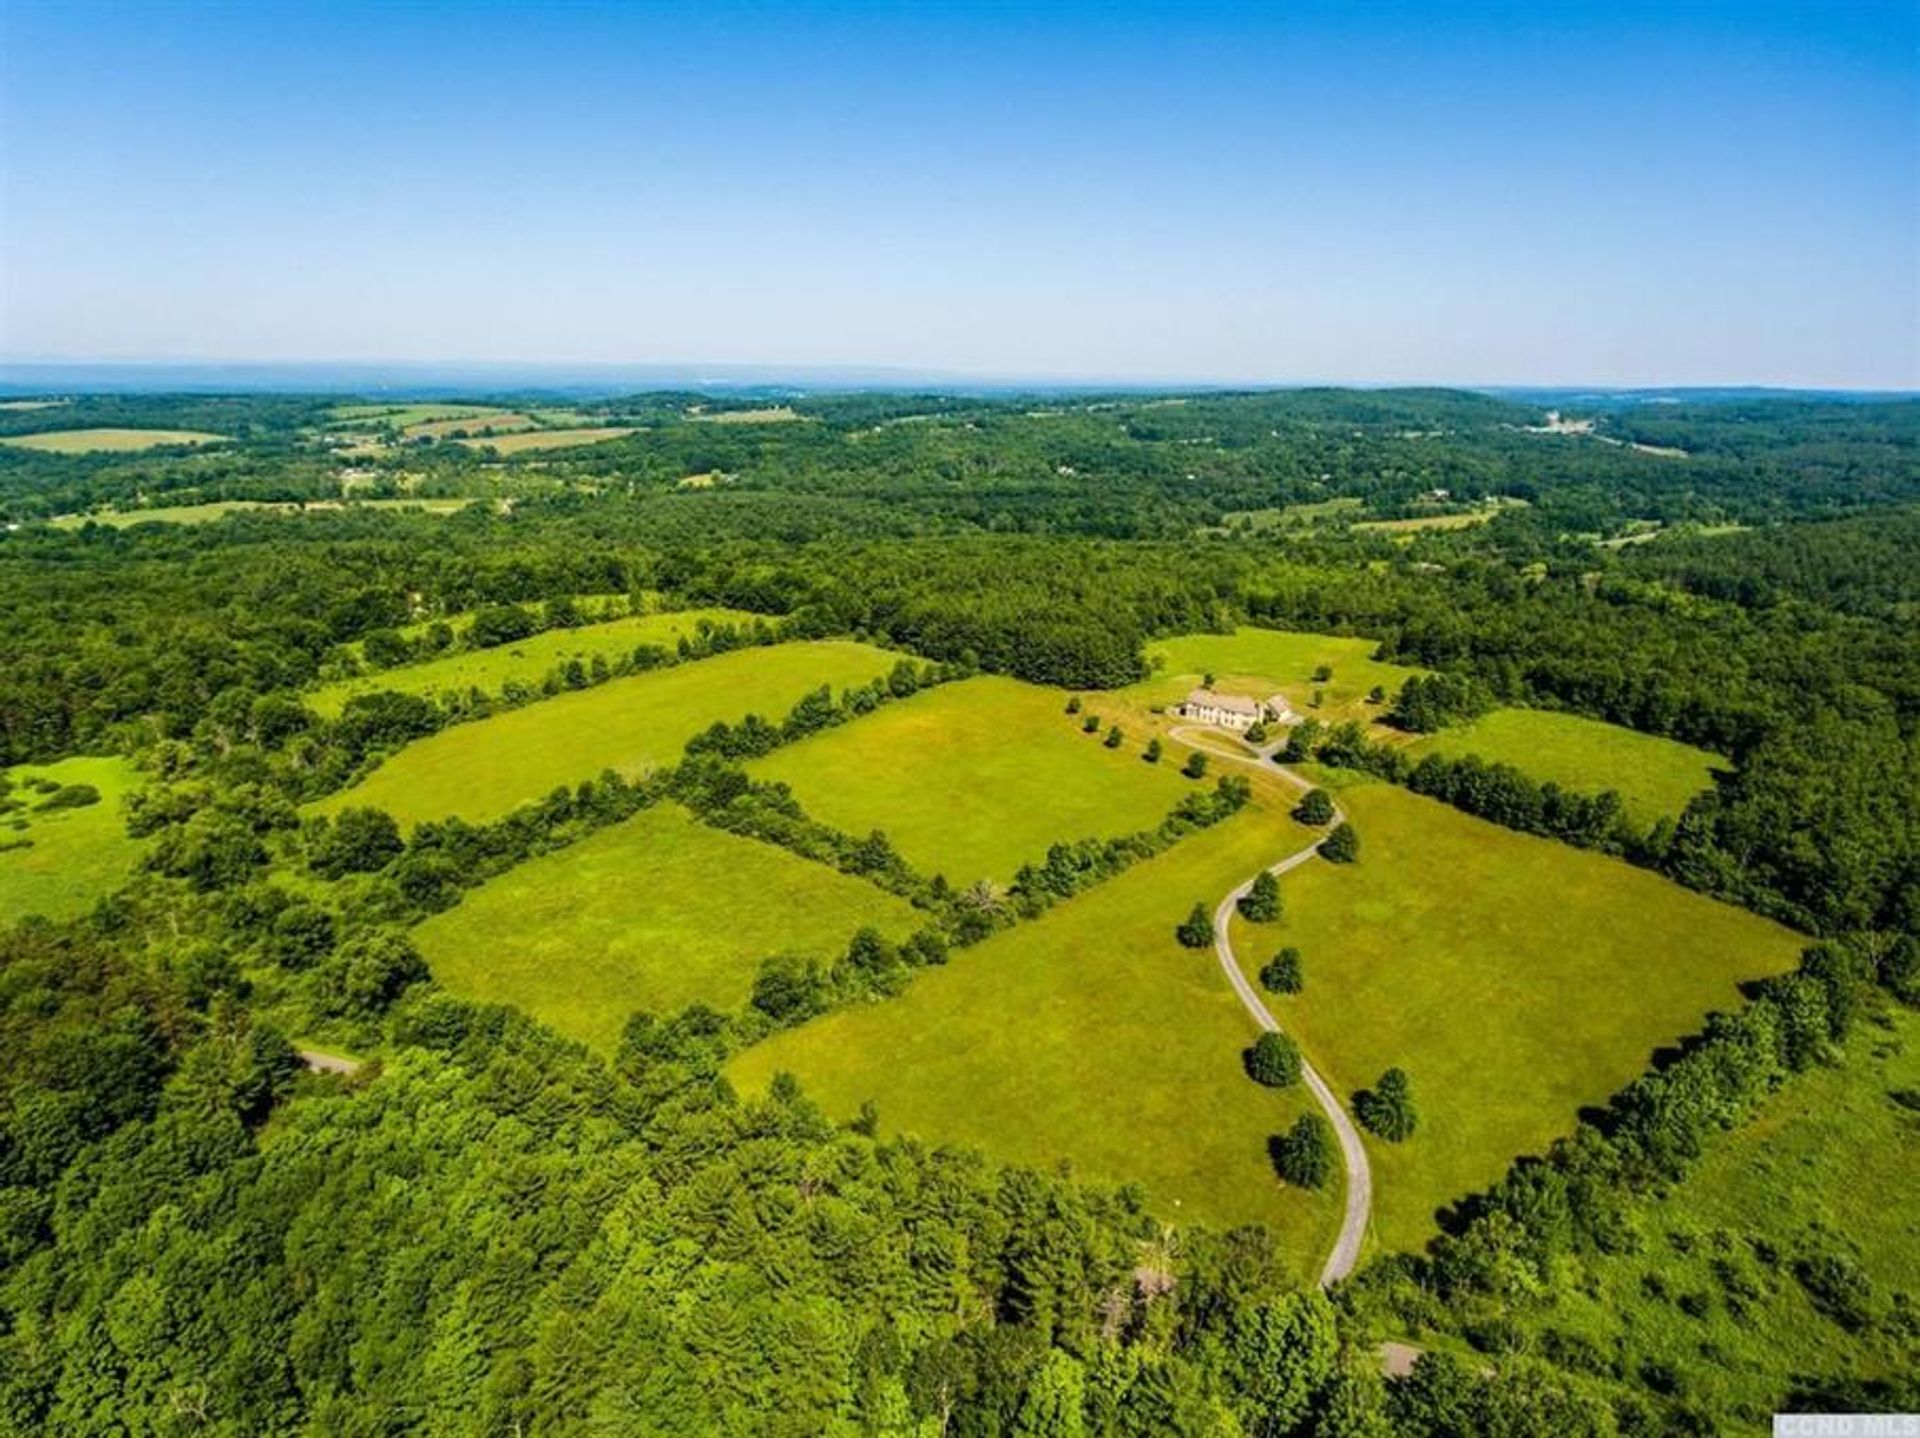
1172,727,1373,1287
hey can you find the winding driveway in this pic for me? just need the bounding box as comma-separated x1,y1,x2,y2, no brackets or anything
1171,726,1373,1287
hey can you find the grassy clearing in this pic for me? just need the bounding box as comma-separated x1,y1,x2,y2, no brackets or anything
1488,1005,1920,1420
313,639,903,827
1127,627,1425,727
1,427,227,453
1415,707,1728,827
330,403,505,426
0,756,146,922
1353,505,1516,534
1232,780,1803,1251
730,799,1337,1269
750,676,1195,885
458,426,636,453
306,607,757,716
415,803,922,1053
405,412,533,440
48,498,472,530
688,405,801,424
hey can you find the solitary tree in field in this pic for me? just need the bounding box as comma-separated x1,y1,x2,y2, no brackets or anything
1244,1031,1302,1088
1293,788,1335,826
1082,714,1102,734
1271,1113,1334,1188
1203,672,1217,688
1065,695,1082,715
1104,725,1124,749
1143,737,1163,763
1354,1067,1418,1142
1367,684,1386,704
1176,902,1213,949
1320,821,1360,863
1260,947,1303,994
1238,870,1281,922
1182,752,1209,780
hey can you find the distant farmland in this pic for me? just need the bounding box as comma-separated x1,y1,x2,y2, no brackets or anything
1,427,227,453
458,426,636,452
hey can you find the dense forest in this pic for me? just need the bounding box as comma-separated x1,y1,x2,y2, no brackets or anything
1,388,1915,1433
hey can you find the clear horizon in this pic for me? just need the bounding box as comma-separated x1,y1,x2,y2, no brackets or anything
3,1,1915,388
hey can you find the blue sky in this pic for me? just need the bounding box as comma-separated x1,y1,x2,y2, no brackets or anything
2,1,1913,386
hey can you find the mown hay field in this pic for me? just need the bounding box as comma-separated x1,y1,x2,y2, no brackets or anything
730,799,1339,1273
306,607,758,716
1232,778,1803,1251
312,639,904,827
750,676,1196,885
415,803,922,1053
2,427,227,453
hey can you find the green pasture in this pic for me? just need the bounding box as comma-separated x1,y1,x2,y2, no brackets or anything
750,675,1194,885
1130,627,1426,726
307,607,758,716
1415,706,1728,827
730,801,1338,1271
1470,1005,1920,1421
328,403,509,427
458,427,637,452
49,497,473,530
2,427,227,453
1232,780,1803,1251
0,756,146,922
312,639,902,827
415,803,921,1053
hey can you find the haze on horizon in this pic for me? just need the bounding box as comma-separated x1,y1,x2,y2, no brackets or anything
1,0,1914,390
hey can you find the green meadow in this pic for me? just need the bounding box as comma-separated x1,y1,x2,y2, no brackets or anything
50,498,472,530
313,639,902,827
307,607,758,715
1130,627,1426,725
458,427,636,452
1232,779,1804,1251
1506,1004,1920,1419
1415,706,1729,827
730,801,1339,1273
415,803,921,1053
0,427,227,453
750,675,1194,884
0,756,146,922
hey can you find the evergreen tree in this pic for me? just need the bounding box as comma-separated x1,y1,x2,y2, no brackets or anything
1143,737,1163,763
1103,725,1123,749
1320,821,1360,863
1293,788,1335,826
1238,870,1282,922
1272,1113,1334,1188
1182,751,1209,780
1355,1068,1418,1141
1260,947,1304,994
1244,1031,1302,1087
1176,902,1213,949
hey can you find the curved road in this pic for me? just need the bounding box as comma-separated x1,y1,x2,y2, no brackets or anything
1172,726,1372,1287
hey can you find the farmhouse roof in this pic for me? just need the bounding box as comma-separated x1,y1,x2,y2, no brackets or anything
1185,687,1262,716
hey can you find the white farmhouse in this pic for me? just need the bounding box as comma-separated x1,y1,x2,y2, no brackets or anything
1178,688,1296,732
